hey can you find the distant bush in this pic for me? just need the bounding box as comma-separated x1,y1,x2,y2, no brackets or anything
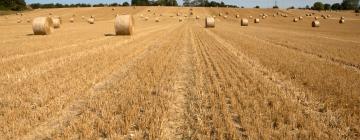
273,5,279,9
287,6,295,10
255,6,260,8
356,9,359,13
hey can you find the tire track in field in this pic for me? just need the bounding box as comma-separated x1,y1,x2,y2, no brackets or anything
0,24,174,84
21,23,183,140
160,23,195,139
201,25,348,137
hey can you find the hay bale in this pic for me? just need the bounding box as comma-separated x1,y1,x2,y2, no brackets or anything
69,17,74,23
147,9,151,12
27,19,31,23
262,16,266,19
32,17,53,35
241,18,248,26
219,13,223,16
144,17,149,21
115,15,134,35
177,13,181,16
314,16,319,20
312,20,320,27
205,17,215,28
293,18,298,22
339,19,345,24
49,13,53,15
190,12,194,15
52,18,61,28
341,16,345,19
155,18,160,22
249,16,253,19
112,8,115,11
81,16,85,19
17,19,22,23
196,16,200,19
299,16,303,20
254,18,260,23
179,18,183,22
87,18,95,24
223,15,227,19
236,14,240,18
184,15,188,17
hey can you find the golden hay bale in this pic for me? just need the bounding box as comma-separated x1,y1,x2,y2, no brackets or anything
147,9,151,12
341,16,345,19
115,15,134,35
219,13,223,16
249,16,253,19
179,18,183,22
327,14,330,18
236,14,240,18
87,18,95,24
52,18,61,28
196,16,200,19
69,17,74,23
81,16,85,19
223,15,227,19
144,17,149,21
254,18,260,23
241,18,248,26
16,13,20,15
177,13,181,16
32,17,53,35
112,8,115,11
314,16,319,20
17,19,22,23
49,13,53,15
293,18,298,22
273,14,276,17
205,17,215,28
312,20,320,27
190,12,194,15
27,19,31,23
262,15,266,19
339,19,345,24
184,15,188,17
299,16,303,20
155,18,160,22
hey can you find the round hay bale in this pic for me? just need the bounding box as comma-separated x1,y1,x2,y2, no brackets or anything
312,20,320,27
327,14,330,18
49,13,53,15
299,16,303,20
223,15,227,19
196,16,200,19
16,13,20,15
112,8,115,11
249,16,253,19
147,9,151,12
339,19,345,24
177,13,181,16
115,15,134,35
314,16,319,20
273,14,276,17
17,19,22,23
341,16,345,19
262,15,266,19
190,12,194,15
254,18,260,23
179,18,183,22
81,16,85,19
205,17,215,28
87,18,95,24
52,18,61,28
144,17,149,21
155,18,160,22
241,18,248,26
184,15,187,17
293,18,298,22
236,15,240,18
69,17,74,23
32,17,53,35
27,19,31,23
219,13,223,16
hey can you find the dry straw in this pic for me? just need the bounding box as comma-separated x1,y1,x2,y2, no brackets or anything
254,18,260,23
88,18,95,24
52,18,61,28
293,18,298,22
115,15,134,35
312,20,320,27
196,16,200,19
249,16,253,19
205,17,215,28
339,19,345,24
179,18,183,22
69,17,74,23
155,18,160,22
241,18,248,26
32,17,53,35
236,14,240,18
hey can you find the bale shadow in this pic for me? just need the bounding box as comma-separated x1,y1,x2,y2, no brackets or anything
26,33,34,36
104,33,116,36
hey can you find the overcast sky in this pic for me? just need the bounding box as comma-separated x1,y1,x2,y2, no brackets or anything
25,0,344,8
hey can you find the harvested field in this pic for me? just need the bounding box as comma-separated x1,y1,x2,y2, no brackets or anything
0,7,359,139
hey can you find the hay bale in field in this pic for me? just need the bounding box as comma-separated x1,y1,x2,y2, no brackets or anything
32,17,53,35
219,13,223,16
236,14,240,18
155,18,160,22
52,18,61,28
262,16,266,19
184,15,187,17
312,20,320,27
27,19,31,23
327,14,330,18
87,18,95,24
254,18,260,23
293,18,298,22
299,16,303,20
223,15,227,19
147,9,151,12
249,16,253,19
341,16,345,19
17,19,22,23
49,13,53,15
16,13,20,15
112,8,115,11
314,16,319,20
205,17,215,28
81,16,85,19
339,19,345,24
69,17,74,23
179,18,183,22
144,17,149,21
241,18,248,26
273,14,276,17
115,15,134,35
196,16,200,19
190,12,194,15
177,13,181,16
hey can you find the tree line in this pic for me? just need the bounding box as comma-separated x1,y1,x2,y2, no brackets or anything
311,0,359,11
0,0,26,11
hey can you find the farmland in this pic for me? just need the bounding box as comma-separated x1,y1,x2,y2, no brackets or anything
0,6,359,139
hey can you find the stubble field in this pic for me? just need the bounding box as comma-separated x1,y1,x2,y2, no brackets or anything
0,6,359,139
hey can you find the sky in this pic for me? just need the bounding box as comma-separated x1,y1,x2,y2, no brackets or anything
25,0,344,8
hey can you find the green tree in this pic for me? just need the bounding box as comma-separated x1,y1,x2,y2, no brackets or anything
324,3,331,10
331,3,342,10
312,2,324,10
341,0,359,10
123,2,130,6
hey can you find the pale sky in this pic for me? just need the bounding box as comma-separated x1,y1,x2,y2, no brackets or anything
25,0,344,8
